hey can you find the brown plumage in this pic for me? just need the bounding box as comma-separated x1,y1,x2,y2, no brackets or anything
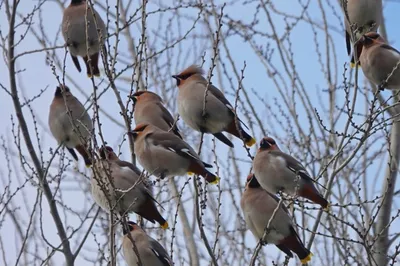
122,221,172,266
357,32,400,90
62,0,106,77
341,0,382,66
241,174,312,264
48,85,92,166
253,137,329,209
172,65,255,148
129,124,219,184
92,146,168,229
131,91,181,138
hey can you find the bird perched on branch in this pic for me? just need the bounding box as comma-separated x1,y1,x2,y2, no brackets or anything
341,0,382,66
172,65,255,148
91,146,168,229
122,221,173,266
129,123,219,184
356,32,400,90
130,91,182,138
253,137,329,209
48,85,92,166
62,0,106,77
241,174,313,264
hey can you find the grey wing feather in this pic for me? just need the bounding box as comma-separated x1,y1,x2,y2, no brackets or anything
150,132,199,160
156,102,182,138
68,96,93,131
208,84,248,128
269,150,313,182
380,44,400,55
207,84,234,111
116,160,142,176
149,238,172,266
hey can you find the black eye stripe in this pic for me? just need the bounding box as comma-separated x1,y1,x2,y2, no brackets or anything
178,74,193,80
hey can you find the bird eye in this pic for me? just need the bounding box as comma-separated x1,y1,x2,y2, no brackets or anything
363,37,374,45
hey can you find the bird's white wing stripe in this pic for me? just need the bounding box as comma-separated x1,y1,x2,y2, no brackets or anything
167,147,198,159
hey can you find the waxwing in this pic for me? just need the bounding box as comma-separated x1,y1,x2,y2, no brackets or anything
91,146,168,229
129,124,219,184
62,0,106,77
357,32,400,90
122,221,172,266
48,85,92,166
253,137,328,209
341,0,382,65
172,65,255,148
241,174,312,264
130,91,182,138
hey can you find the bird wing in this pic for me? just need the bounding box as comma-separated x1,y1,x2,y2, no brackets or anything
115,160,142,176
207,83,249,130
156,102,182,138
113,160,162,206
268,150,314,183
149,238,173,266
207,84,235,112
380,43,400,56
149,132,200,162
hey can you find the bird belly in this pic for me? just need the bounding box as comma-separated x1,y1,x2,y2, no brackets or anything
178,95,230,133
246,207,286,244
90,176,115,213
122,243,139,266
64,22,101,57
138,146,189,178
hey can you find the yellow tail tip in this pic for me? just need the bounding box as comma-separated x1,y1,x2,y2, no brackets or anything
323,203,331,212
245,138,256,147
209,176,220,185
161,221,169,230
187,172,194,176
300,252,313,264
94,73,100,77
85,164,92,168
350,62,359,69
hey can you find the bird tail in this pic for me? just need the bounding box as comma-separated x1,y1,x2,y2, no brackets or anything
187,162,220,184
67,148,78,161
203,170,220,184
213,132,234,147
75,145,92,167
299,183,329,210
70,54,81,72
84,53,100,78
280,227,313,264
225,120,255,147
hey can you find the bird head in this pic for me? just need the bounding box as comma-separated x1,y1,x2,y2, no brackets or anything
259,137,278,151
130,91,163,105
55,85,70,97
128,124,150,140
172,65,204,87
98,146,116,160
360,32,384,47
122,221,138,235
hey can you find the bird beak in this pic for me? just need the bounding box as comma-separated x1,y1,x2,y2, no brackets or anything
172,75,179,80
